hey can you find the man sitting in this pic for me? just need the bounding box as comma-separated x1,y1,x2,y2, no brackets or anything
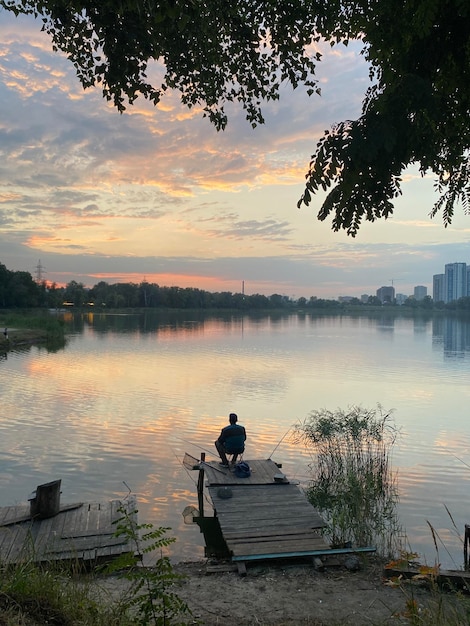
215,413,246,468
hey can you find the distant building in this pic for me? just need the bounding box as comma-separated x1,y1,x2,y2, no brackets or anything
396,293,407,305
361,294,369,303
338,296,354,303
433,274,445,302
414,285,427,301
444,263,467,303
376,286,395,304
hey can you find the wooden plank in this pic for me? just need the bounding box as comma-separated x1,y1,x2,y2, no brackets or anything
215,512,324,527
227,537,329,555
84,502,102,534
216,505,320,520
0,502,84,527
33,512,57,557
61,503,86,540
4,525,26,560
211,493,311,508
44,535,126,554
37,516,69,560
225,532,326,545
223,527,324,540
232,546,377,562
62,527,115,539
216,516,325,533
208,484,313,504
214,499,320,517
0,504,30,525
204,459,283,486
0,524,26,562
209,486,320,508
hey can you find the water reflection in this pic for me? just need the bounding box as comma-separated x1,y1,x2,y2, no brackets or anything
432,316,470,358
1,311,470,567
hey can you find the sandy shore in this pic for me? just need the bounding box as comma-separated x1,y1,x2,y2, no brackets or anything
96,556,438,625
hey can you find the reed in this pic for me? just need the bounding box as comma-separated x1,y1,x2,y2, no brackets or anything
296,405,402,556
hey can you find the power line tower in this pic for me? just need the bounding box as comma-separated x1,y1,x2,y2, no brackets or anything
35,259,46,283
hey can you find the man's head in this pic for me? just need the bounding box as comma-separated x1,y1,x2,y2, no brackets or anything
229,413,238,424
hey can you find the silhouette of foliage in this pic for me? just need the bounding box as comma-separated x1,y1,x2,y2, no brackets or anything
2,0,469,232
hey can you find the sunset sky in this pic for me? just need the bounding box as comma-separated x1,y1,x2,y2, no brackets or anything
1,10,469,299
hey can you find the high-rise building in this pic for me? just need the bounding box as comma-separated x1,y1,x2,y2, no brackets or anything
376,286,395,304
414,285,427,301
433,274,445,302
444,263,467,303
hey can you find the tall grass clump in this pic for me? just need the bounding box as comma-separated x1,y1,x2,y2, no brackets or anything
296,405,402,556
0,559,125,625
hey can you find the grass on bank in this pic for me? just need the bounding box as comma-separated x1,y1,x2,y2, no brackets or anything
0,312,65,349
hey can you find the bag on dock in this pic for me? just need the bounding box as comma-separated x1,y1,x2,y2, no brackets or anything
233,461,251,478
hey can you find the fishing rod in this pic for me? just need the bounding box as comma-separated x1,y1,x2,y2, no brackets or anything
267,425,294,460
170,435,216,457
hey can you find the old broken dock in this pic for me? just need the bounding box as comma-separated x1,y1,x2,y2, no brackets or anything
189,454,375,571
0,480,137,566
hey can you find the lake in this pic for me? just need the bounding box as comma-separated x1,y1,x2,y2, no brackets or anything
1,310,470,568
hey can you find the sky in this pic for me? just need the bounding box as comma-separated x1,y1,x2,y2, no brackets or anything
1,11,470,299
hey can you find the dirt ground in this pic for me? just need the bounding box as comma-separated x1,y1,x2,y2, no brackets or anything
98,556,436,625
171,558,411,625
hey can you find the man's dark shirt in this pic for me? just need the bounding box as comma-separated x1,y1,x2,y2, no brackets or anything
218,423,246,453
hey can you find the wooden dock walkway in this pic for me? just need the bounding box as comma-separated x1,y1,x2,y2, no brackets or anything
194,457,335,567
0,496,137,566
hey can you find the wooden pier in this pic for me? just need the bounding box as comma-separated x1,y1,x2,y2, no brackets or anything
191,455,371,571
0,489,137,566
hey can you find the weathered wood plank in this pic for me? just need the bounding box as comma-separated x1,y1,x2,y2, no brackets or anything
0,504,30,525
62,502,87,540
204,459,283,486
0,524,29,562
215,501,323,521
219,519,325,536
229,537,329,556
84,502,102,534
223,527,324,539
232,546,377,562
45,535,125,554
33,512,58,557
0,499,136,566
225,532,326,545
211,493,311,508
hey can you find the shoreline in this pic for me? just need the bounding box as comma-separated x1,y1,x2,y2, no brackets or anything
0,328,51,350
94,556,454,625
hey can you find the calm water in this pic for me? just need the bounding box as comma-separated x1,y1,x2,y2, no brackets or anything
1,310,470,567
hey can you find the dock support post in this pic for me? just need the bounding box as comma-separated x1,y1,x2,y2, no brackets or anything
197,453,205,518
465,525,470,570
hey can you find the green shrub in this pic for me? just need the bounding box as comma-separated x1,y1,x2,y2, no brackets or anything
105,498,195,626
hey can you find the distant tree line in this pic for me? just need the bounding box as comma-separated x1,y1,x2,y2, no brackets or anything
2,262,470,312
